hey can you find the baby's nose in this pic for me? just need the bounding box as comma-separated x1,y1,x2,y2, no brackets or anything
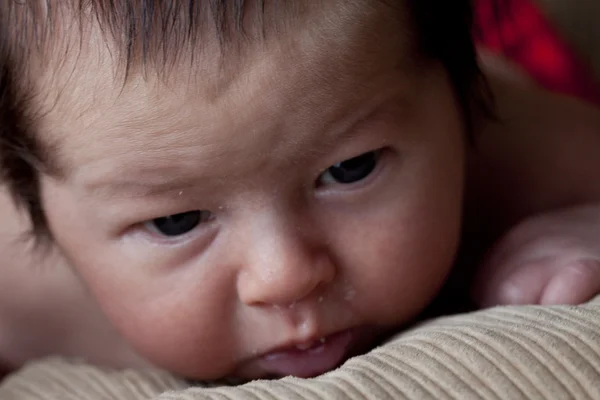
236,220,336,307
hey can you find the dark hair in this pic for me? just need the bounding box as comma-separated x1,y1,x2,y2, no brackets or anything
0,0,489,244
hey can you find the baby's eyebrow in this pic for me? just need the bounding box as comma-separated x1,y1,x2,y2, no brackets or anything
79,88,406,200
320,90,405,147
83,174,203,200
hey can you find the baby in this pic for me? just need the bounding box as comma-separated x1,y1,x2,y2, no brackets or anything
1,0,600,382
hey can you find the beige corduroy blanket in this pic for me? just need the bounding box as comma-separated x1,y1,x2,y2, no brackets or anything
2,301,600,400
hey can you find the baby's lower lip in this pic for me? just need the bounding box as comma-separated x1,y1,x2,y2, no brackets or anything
257,329,355,378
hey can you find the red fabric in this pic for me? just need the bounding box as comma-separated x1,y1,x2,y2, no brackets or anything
475,0,600,105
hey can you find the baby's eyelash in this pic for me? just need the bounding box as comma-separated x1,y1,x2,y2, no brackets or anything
144,210,214,238
317,149,383,187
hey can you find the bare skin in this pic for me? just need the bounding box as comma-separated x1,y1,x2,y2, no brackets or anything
0,54,598,377
0,188,150,372
468,70,600,306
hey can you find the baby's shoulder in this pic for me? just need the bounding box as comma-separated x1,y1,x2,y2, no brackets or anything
467,68,600,225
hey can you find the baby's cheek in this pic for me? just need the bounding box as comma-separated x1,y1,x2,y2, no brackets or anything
95,279,238,379
348,214,459,324
63,241,237,380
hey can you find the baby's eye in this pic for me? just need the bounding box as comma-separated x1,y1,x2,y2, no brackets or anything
318,150,381,185
144,210,213,237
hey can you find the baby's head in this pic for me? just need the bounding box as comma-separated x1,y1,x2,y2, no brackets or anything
0,0,486,380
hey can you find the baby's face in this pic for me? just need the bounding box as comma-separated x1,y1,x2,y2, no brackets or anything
37,3,465,380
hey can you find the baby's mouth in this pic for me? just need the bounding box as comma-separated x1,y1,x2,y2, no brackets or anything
293,337,326,350
256,329,355,378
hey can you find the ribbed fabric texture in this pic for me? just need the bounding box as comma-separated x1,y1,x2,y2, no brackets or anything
3,303,600,400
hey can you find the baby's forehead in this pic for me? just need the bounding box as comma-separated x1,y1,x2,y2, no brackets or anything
27,1,413,176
